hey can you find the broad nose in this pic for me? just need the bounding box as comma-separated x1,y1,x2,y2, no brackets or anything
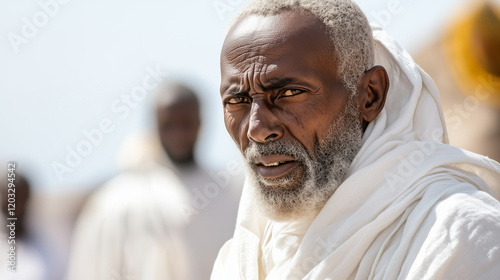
247,100,284,143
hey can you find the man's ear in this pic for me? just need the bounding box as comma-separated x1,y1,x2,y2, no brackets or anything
358,65,389,130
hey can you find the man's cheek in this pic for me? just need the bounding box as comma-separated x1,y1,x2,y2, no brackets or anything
237,123,250,153
224,113,247,150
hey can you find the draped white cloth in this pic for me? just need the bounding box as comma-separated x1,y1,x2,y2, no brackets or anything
66,168,191,280
211,26,500,280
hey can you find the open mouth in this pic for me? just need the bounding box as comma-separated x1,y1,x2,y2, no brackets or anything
255,155,298,179
260,161,290,167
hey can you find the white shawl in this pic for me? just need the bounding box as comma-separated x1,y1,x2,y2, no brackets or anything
211,26,500,280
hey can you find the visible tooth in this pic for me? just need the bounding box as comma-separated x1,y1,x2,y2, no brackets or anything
263,162,280,167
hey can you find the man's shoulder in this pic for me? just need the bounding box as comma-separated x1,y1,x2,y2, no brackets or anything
419,181,500,234
405,183,500,279
432,184,500,222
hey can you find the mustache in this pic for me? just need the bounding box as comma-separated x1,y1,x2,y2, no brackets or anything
244,140,310,162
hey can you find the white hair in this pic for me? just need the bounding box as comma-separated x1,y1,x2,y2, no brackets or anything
233,0,374,94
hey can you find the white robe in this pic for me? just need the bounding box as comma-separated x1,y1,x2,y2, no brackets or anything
66,168,191,280
116,132,242,280
211,26,500,280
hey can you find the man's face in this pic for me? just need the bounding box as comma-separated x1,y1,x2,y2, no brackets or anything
220,11,363,220
156,100,200,165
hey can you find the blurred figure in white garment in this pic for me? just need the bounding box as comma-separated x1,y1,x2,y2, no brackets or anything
66,167,191,280
117,81,242,279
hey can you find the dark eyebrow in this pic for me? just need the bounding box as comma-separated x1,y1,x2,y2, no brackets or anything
222,89,249,97
221,77,314,96
263,77,313,90
221,83,245,96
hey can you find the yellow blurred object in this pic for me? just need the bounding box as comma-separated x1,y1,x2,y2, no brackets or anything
444,0,500,107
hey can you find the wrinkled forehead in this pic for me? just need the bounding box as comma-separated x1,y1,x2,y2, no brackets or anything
221,11,333,65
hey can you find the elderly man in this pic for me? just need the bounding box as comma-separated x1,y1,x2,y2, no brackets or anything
212,0,500,279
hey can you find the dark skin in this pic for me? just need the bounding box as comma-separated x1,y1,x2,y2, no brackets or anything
1,174,30,239
220,11,389,162
156,100,200,166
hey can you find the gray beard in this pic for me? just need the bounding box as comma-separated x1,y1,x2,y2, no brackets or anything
243,96,363,221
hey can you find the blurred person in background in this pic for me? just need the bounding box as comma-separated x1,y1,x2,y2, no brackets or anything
65,168,190,280
415,0,500,161
117,81,241,279
0,171,47,280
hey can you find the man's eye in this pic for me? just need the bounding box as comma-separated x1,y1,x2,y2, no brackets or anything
281,89,303,97
226,96,249,104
